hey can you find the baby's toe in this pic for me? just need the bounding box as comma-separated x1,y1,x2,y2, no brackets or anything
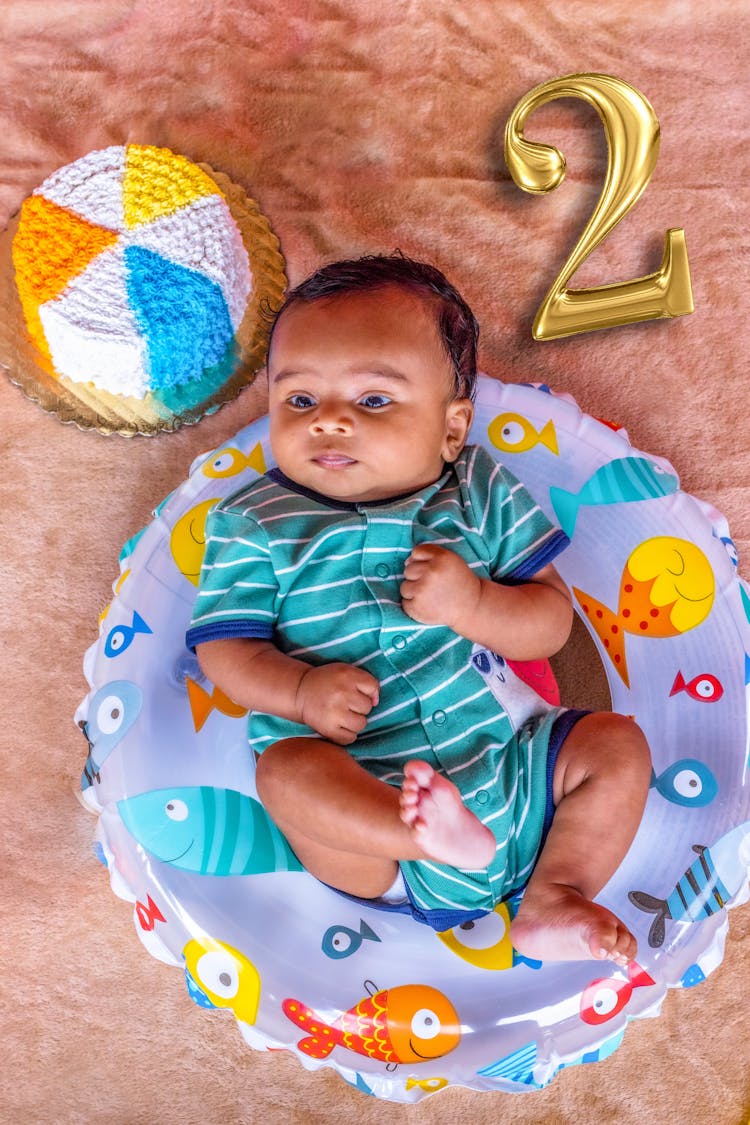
403,759,435,788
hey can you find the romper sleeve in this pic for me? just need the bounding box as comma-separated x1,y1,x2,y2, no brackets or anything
185,504,278,651
462,444,569,582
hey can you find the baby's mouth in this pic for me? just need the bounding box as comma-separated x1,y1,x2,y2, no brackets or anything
313,453,357,468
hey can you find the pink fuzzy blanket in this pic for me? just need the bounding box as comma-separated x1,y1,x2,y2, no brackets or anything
1,2,747,1121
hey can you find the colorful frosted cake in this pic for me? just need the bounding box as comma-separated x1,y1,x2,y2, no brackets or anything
8,145,285,433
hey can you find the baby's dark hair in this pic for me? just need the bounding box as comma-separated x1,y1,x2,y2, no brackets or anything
269,253,479,401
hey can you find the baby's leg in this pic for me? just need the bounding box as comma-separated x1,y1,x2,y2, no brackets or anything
256,737,409,897
509,713,651,964
256,737,496,898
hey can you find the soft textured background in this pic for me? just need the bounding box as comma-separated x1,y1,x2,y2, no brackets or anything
1,2,748,1122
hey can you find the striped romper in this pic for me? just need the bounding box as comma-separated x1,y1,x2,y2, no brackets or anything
187,444,573,926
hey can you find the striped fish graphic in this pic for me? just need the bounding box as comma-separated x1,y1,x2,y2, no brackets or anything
283,983,461,1066
628,821,750,947
118,785,304,875
550,457,678,538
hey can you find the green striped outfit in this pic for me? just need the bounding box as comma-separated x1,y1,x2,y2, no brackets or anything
187,444,569,915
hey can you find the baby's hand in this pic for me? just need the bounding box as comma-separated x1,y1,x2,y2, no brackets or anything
296,663,379,745
401,543,481,629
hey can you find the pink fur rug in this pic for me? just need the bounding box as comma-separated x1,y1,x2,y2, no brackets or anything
1,2,747,1121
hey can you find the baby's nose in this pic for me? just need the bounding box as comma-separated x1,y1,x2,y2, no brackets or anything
310,403,353,434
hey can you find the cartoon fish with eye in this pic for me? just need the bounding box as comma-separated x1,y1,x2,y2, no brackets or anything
549,456,678,539
322,919,381,960
487,412,558,456
573,537,715,687
670,670,724,703
629,821,750,948
437,903,541,971
80,680,142,788
117,785,304,875
650,758,718,808
104,610,152,658
169,498,219,586
579,960,655,1026
283,983,461,1067
202,442,266,479
405,1077,449,1092
183,936,261,1025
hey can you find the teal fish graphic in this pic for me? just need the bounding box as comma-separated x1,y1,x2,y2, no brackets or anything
118,786,304,875
549,457,679,538
322,919,381,960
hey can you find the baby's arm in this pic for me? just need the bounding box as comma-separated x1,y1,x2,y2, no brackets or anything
196,638,379,745
401,543,572,660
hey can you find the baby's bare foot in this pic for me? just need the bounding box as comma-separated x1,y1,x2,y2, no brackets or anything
400,760,496,869
510,883,637,965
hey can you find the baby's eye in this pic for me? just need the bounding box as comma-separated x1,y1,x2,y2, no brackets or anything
287,393,316,409
359,393,391,409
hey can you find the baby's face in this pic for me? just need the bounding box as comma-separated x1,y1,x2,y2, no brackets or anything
267,285,473,503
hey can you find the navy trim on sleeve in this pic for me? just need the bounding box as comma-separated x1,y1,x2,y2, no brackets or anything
505,529,570,583
185,620,274,653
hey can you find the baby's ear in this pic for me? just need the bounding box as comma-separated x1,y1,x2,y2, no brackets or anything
443,398,474,462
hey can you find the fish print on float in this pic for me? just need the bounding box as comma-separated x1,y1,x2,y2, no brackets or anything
549,457,679,539
649,758,718,809
574,537,715,687
487,412,558,456
629,821,750,947
117,785,304,875
322,919,381,960
79,680,142,789
282,983,461,1066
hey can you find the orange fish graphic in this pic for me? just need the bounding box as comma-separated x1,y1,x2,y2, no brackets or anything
186,677,248,731
573,537,715,687
283,984,461,1066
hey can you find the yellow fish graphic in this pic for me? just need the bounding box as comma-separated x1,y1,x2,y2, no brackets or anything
183,936,261,1025
405,1077,449,1092
438,902,514,969
574,537,715,687
488,412,558,455
203,442,266,479
186,677,248,731
169,498,219,586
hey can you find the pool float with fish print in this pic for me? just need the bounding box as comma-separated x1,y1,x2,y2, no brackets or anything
77,375,750,1101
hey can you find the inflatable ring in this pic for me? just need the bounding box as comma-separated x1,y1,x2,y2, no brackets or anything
78,375,750,1100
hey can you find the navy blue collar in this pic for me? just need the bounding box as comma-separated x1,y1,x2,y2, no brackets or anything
267,466,450,510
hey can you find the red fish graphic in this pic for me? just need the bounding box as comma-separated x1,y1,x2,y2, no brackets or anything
580,960,655,1025
669,670,724,703
283,983,461,1065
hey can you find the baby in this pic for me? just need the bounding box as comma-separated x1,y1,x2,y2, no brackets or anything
187,254,652,964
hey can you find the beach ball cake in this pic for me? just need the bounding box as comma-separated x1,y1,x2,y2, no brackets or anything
9,145,286,433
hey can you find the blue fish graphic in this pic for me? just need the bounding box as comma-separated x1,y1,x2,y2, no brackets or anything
79,680,142,789
629,821,750,947
322,919,381,959
104,610,153,658
118,786,304,875
185,968,218,1010
549,456,679,538
680,964,706,988
478,1040,540,1085
650,758,718,808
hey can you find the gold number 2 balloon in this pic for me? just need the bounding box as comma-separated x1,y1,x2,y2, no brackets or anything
505,73,694,340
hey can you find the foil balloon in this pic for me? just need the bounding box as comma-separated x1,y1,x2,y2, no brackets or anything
77,376,750,1101
505,73,694,339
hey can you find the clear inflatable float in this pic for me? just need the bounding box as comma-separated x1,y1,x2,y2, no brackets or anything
77,375,750,1100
